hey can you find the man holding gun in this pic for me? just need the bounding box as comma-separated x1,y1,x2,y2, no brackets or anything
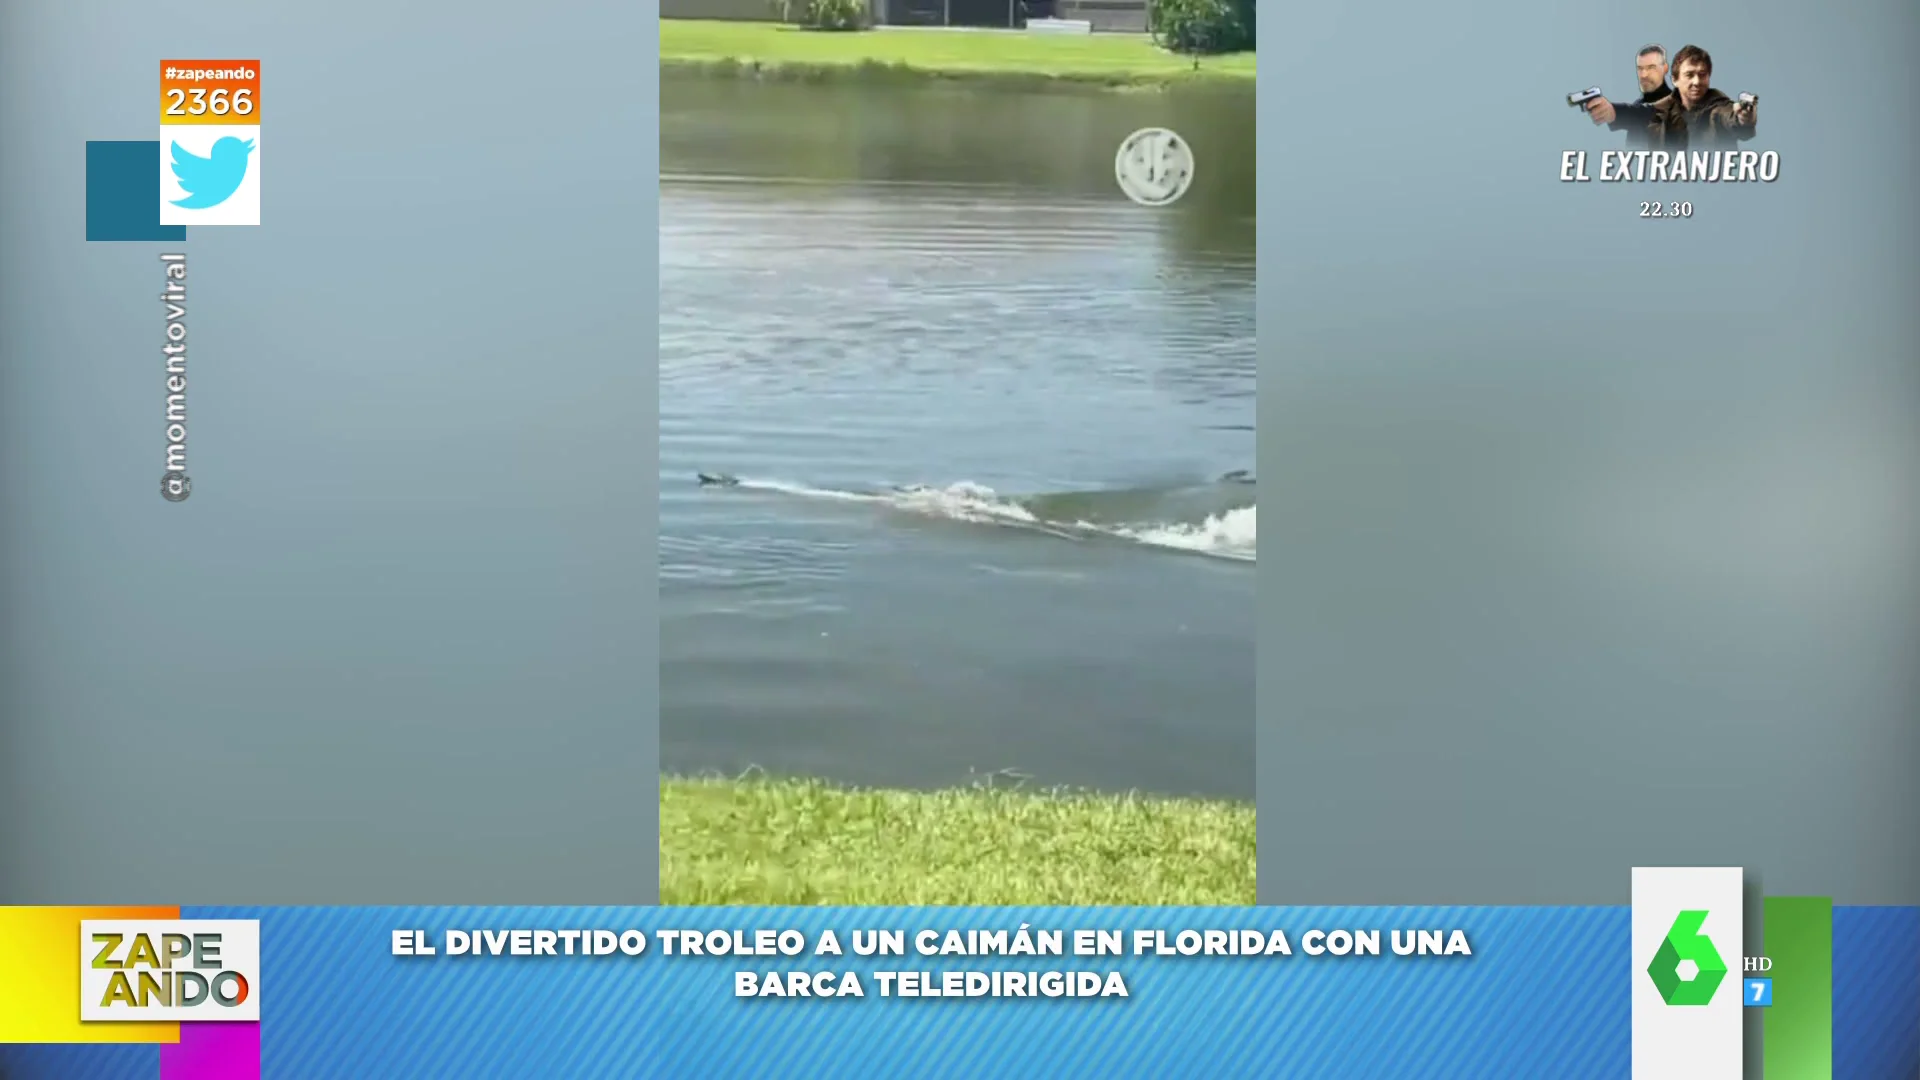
1579,44,1757,151
1589,44,1675,149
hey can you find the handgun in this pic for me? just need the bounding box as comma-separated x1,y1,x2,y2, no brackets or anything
1567,87,1604,108
1737,92,1758,106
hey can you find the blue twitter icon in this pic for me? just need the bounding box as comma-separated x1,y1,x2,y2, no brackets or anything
169,136,254,209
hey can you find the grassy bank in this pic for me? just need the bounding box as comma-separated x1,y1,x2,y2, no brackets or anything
661,774,1256,905
660,20,1255,87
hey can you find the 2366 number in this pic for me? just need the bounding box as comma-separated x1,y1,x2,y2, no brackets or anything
1639,201,1693,219
165,87,254,117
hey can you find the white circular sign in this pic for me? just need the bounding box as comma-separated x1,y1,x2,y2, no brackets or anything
1114,127,1195,207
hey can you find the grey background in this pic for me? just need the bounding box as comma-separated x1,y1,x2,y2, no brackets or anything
0,2,660,903
1258,0,1920,906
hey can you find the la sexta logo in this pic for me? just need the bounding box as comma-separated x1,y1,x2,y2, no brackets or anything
1647,909,1728,1006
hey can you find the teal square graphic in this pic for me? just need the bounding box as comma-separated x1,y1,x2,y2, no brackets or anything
86,141,186,242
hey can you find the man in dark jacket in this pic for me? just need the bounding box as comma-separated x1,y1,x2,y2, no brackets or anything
1587,44,1674,148
1587,44,1757,152
1655,44,1758,149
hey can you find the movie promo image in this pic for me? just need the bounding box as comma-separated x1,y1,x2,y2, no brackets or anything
1560,42,1776,187
659,23,1256,905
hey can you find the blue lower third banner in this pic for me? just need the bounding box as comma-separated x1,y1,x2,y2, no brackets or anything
2,906,1915,1079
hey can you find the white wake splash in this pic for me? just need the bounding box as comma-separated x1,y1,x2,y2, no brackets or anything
716,477,1256,563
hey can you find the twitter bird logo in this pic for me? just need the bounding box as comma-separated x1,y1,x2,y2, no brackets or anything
169,137,254,209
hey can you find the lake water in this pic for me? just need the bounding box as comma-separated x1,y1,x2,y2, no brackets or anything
660,75,1256,799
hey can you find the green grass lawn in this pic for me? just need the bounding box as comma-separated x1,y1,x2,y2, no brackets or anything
660,20,1255,85
661,774,1257,905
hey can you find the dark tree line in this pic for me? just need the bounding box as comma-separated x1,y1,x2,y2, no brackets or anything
1149,0,1254,56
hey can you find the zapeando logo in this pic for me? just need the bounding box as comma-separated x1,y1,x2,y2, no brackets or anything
80,919,261,1022
1647,910,1728,1006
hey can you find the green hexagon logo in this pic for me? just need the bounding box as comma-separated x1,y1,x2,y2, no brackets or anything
1647,910,1728,1006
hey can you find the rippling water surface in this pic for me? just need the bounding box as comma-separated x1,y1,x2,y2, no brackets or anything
661,77,1255,798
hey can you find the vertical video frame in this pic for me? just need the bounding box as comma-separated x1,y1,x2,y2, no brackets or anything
659,5,1255,905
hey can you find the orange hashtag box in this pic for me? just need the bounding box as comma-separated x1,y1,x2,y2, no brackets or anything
160,60,261,125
